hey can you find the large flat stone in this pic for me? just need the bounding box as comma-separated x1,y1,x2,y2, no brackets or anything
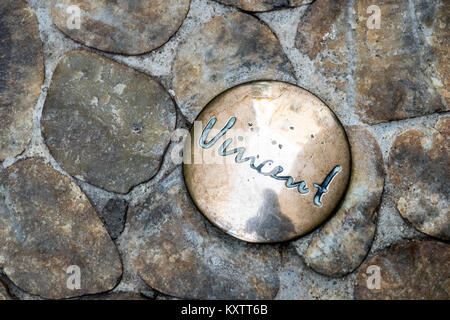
172,11,295,122
0,0,44,161
388,117,449,240
0,158,122,299
50,0,191,55
304,126,385,277
354,240,450,299
42,50,176,194
354,0,447,124
125,168,281,299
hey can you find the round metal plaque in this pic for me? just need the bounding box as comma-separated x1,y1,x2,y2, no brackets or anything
183,81,351,243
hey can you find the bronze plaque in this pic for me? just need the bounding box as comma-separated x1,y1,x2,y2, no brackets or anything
183,81,351,243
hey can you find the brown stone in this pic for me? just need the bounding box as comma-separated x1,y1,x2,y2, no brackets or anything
50,0,191,55
214,0,310,12
354,0,447,124
42,50,176,194
388,117,449,240
304,126,385,277
172,11,295,122
126,168,281,299
354,240,450,300
0,158,122,299
0,0,44,161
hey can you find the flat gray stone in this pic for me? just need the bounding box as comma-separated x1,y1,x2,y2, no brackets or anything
0,0,44,161
388,117,449,240
99,198,128,240
50,0,191,55
0,158,122,299
172,11,295,122
304,126,385,277
126,167,281,299
42,50,176,194
0,280,12,300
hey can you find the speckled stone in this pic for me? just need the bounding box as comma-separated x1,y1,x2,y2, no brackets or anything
304,126,385,277
0,0,44,161
126,168,281,299
0,280,12,300
0,158,122,299
99,199,128,240
354,240,450,300
172,11,295,122
214,0,310,12
42,50,176,194
388,117,449,240
50,0,191,55
354,0,447,124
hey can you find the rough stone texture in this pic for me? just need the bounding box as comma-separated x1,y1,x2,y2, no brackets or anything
388,117,449,240
0,0,44,161
50,0,191,55
304,126,385,277
0,280,12,300
42,50,176,194
294,0,448,125
354,0,447,124
99,199,128,240
0,158,122,299
354,240,450,300
215,0,310,12
125,168,281,299
172,11,295,122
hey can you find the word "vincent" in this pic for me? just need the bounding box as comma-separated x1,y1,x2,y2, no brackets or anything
199,117,342,207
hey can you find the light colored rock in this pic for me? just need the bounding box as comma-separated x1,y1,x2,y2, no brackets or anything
0,0,44,161
50,0,191,55
42,50,176,194
388,117,449,240
304,126,385,277
0,158,122,299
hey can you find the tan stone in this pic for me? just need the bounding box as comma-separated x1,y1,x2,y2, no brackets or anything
50,0,191,55
304,126,385,277
388,117,449,240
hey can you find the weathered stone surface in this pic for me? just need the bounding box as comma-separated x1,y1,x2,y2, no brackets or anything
99,199,128,240
294,0,448,124
0,0,44,161
414,0,449,104
388,117,449,240
0,158,122,299
126,168,281,299
294,0,350,117
172,11,295,122
354,240,450,299
215,0,310,12
0,280,12,300
354,0,447,124
50,0,191,55
42,50,176,194
304,126,385,277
